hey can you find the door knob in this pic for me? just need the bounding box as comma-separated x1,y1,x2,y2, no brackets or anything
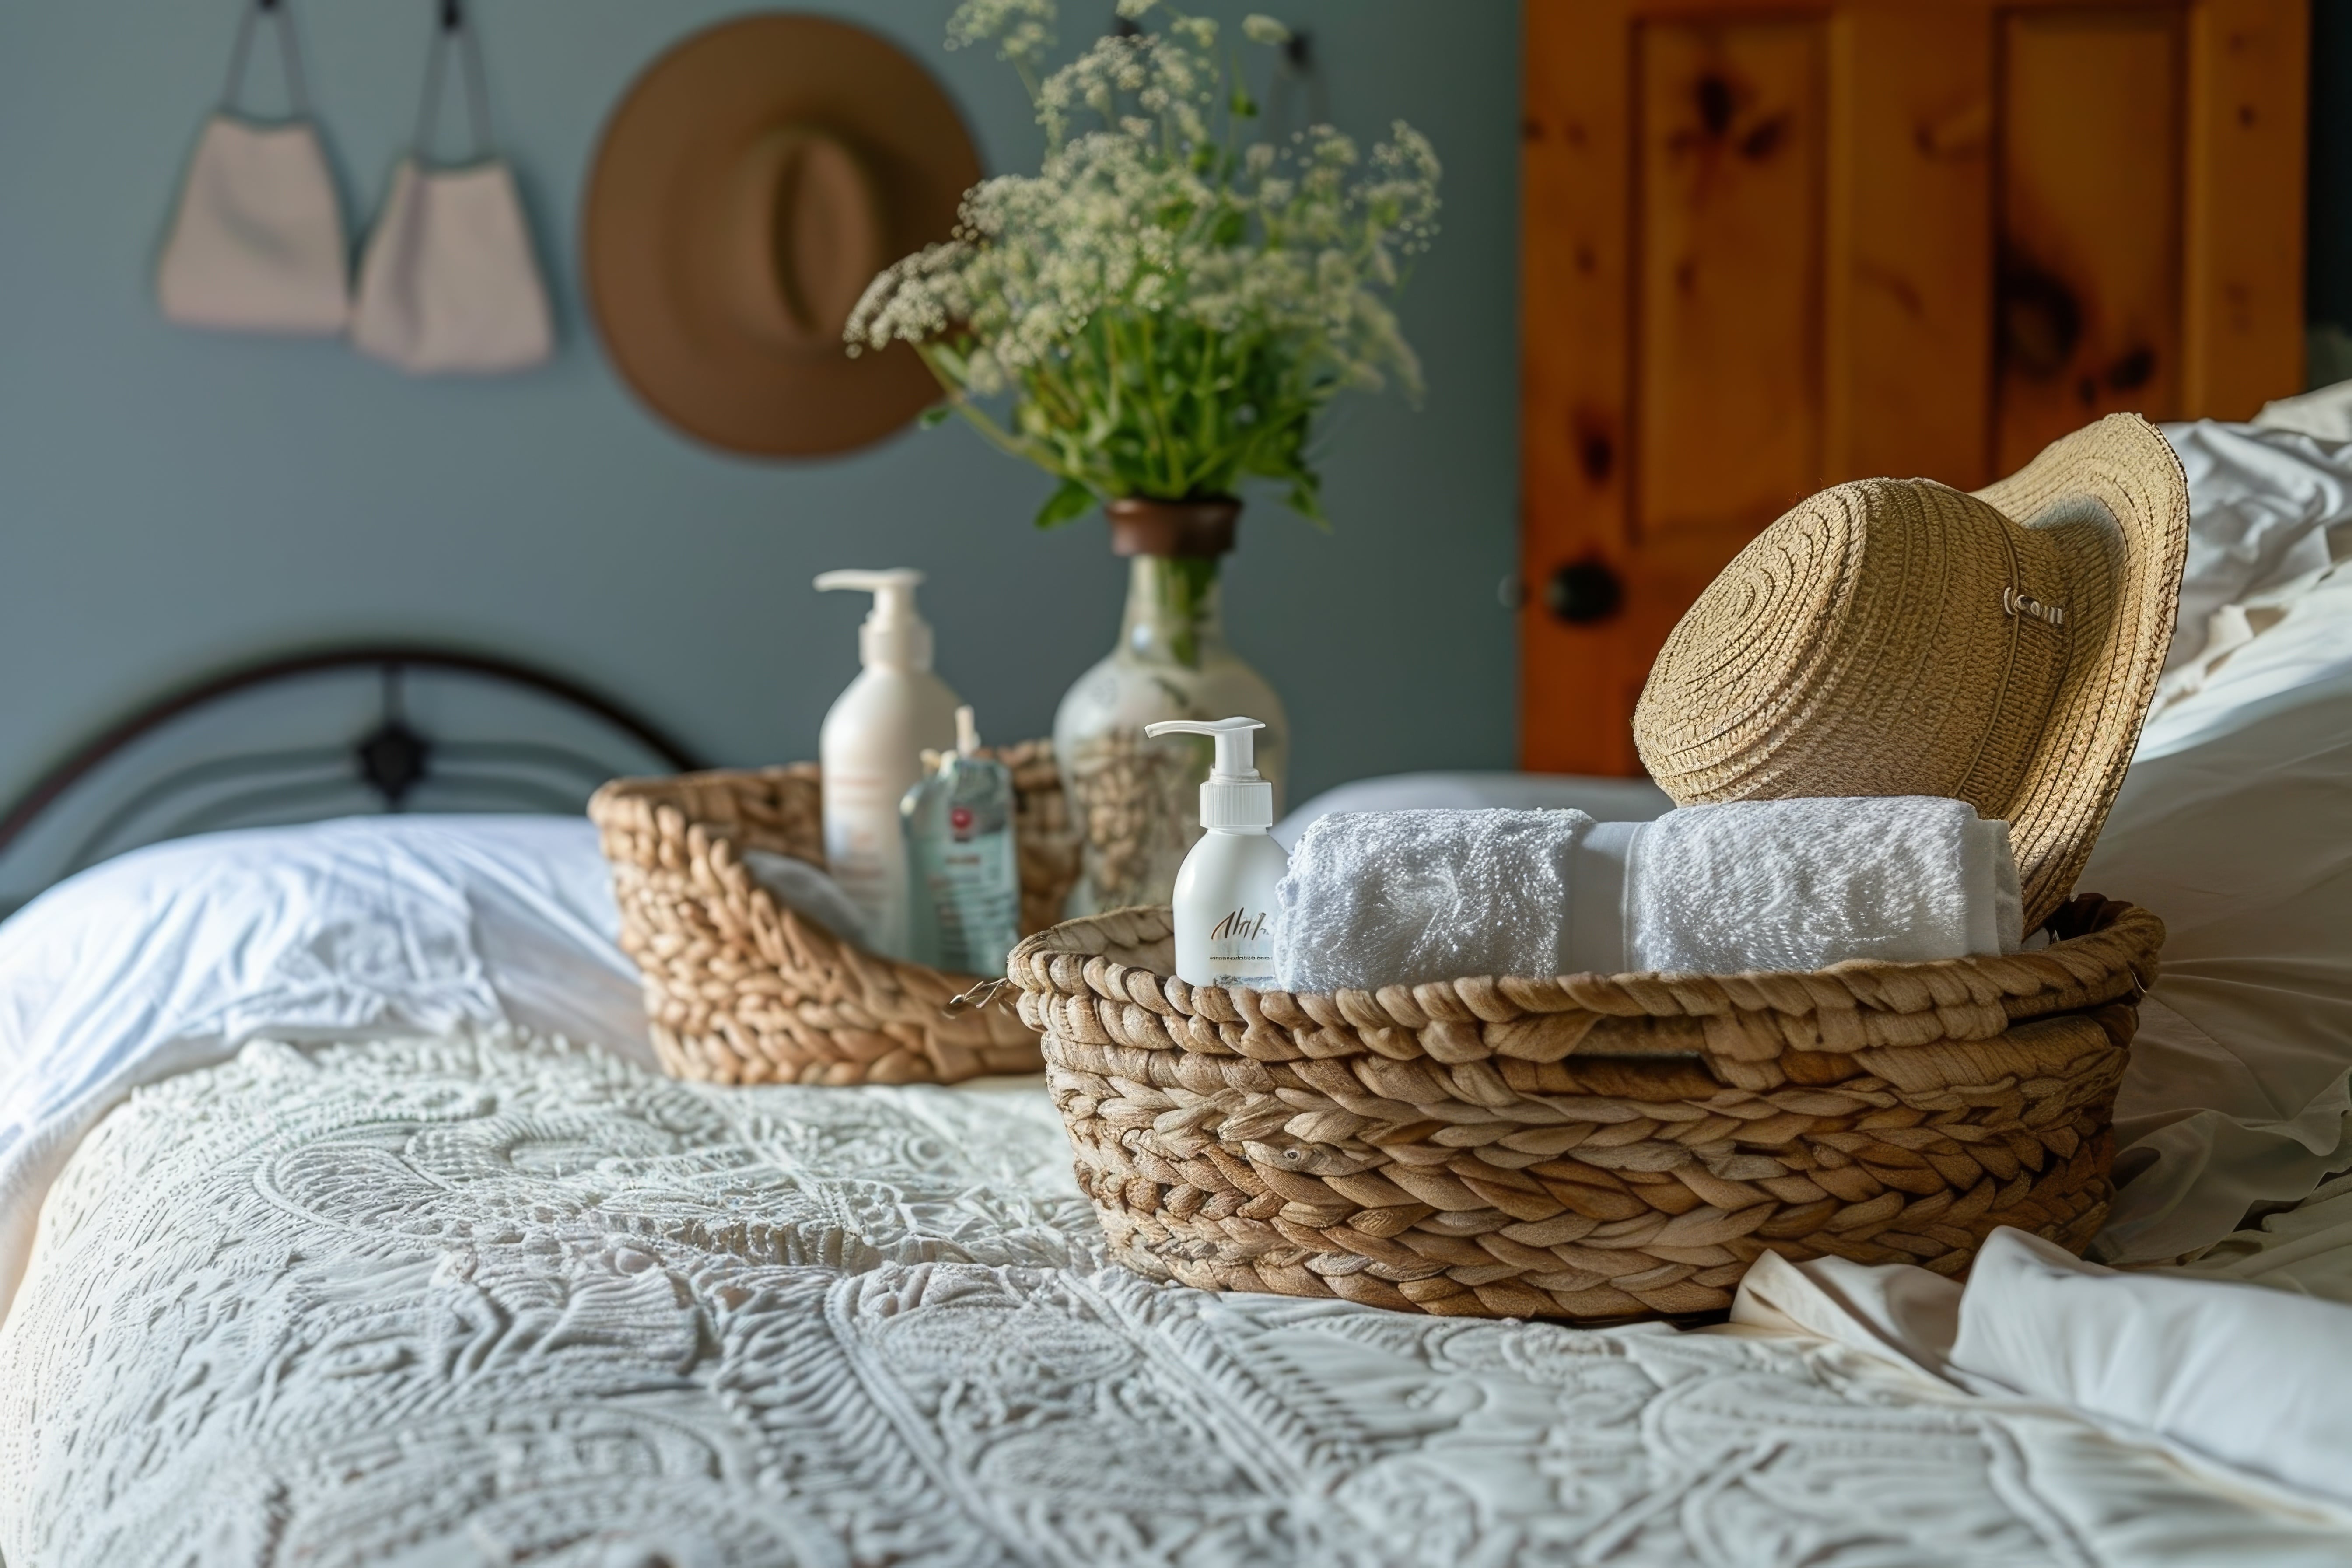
1547,558,1623,625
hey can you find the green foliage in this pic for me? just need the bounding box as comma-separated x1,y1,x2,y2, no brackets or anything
848,0,1440,523
1033,476,1098,529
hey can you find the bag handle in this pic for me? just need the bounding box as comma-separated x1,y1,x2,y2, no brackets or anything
220,0,314,120
413,0,496,163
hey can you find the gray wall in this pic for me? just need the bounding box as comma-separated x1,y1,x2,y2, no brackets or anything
0,0,1521,814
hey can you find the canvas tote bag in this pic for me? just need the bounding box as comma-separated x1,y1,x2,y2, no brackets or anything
157,0,350,334
351,0,553,375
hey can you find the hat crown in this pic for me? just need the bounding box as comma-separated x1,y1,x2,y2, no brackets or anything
1633,477,2075,823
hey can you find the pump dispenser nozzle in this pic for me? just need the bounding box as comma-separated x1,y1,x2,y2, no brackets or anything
815,569,934,670
1144,717,1271,830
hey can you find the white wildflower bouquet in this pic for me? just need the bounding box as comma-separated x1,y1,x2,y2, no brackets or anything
847,0,1441,529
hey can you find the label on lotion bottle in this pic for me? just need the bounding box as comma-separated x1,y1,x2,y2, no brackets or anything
1206,905,1278,986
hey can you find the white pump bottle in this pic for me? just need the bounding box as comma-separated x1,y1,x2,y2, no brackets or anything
816,570,960,958
1144,717,1289,987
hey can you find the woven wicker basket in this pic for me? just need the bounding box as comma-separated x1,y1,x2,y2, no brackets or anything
1008,895,2160,1322
591,745,1079,1085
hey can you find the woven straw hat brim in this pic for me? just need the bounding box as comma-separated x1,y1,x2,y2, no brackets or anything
1971,414,2188,927
581,15,978,457
1631,413,2187,932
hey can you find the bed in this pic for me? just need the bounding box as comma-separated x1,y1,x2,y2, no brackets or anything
5,420,2352,1565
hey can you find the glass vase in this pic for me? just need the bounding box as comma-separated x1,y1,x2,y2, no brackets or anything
1054,500,1288,917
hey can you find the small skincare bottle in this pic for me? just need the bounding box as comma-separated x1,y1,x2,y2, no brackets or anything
1144,717,1288,987
901,706,1022,977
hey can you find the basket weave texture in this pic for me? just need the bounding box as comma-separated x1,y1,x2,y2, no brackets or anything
1009,896,2159,1322
591,747,1078,1085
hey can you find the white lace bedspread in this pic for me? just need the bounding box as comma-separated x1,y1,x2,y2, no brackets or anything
3,1032,2345,1567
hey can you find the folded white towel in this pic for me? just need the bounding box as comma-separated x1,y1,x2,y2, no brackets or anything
1274,796,2020,991
1274,808,1593,992
743,849,868,947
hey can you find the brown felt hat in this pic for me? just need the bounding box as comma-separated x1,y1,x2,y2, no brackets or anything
582,14,978,457
1633,413,2190,932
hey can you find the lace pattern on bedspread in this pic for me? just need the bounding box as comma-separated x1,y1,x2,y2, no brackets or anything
0,1032,2338,1566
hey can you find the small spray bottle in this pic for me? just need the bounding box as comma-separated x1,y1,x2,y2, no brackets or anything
902,706,1022,977
1143,716,1288,988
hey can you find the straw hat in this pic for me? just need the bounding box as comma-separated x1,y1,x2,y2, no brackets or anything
582,14,978,457
1632,413,2189,932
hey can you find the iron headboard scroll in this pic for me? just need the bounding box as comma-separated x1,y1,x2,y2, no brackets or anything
0,644,703,900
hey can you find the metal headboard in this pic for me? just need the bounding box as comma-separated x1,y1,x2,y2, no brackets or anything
0,644,704,917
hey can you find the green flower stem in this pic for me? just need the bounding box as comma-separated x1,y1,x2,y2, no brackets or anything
1127,552,1222,671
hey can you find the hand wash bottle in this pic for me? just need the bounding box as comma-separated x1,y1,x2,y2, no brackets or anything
816,570,959,958
902,705,1022,977
1143,717,1287,987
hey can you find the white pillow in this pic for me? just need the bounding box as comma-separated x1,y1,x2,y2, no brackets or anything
0,815,647,1320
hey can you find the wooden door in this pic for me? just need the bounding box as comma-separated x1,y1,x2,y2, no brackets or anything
1520,0,2308,776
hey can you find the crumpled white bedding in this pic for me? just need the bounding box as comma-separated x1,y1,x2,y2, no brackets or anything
2088,425,2352,1260
1738,1230,2352,1516
8,1027,2352,1568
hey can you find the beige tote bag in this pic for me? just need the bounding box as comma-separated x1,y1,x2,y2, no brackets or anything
157,0,350,335
351,1,553,375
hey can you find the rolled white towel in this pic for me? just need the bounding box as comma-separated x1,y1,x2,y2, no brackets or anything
1621,796,2023,973
1274,808,1594,993
1273,796,2020,992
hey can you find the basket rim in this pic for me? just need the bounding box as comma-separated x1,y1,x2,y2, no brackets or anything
588,768,1008,1011
1007,896,2161,1030
589,763,819,816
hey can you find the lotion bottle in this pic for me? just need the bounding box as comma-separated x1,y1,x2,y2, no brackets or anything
1143,716,1288,987
816,569,959,958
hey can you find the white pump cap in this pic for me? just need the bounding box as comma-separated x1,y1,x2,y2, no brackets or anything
815,569,934,669
1143,716,1271,830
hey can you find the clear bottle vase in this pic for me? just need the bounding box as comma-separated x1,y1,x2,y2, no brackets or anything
1053,501,1288,917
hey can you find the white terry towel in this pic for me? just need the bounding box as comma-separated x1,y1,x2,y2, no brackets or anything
1275,808,1594,993
1623,796,2023,974
1274,796,2020,992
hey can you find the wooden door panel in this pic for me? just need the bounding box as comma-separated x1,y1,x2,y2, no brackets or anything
1521,0,2308,778
1522,1,1638,776
2182,0,2310,414
1826,4,1995,486
1635,17,1827,542
1995,7,2185,473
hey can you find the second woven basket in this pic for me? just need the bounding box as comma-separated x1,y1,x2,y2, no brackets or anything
592,745,1078,1085
1010,896,2158,1323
